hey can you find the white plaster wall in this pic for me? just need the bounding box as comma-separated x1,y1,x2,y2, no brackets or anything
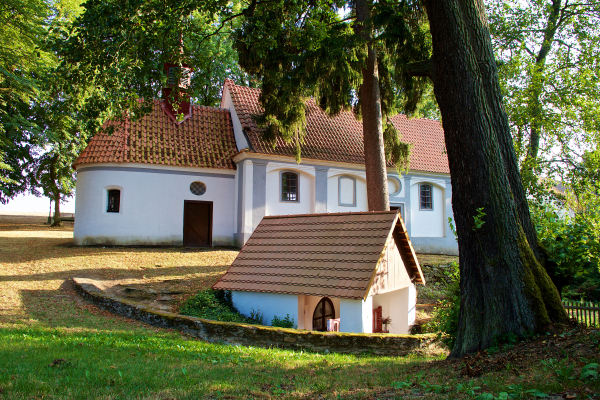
232,291,298,326
387,174,406,199
327,170,368,213
220,86,249,151
372,284,416,334
265,164,315,216
298,295,341,330
339,297,373,333
74,164,236,246
410,179,445,237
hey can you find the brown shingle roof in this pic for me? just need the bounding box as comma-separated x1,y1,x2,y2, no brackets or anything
213,211,424,299
74,101,238,170
226,80,449,174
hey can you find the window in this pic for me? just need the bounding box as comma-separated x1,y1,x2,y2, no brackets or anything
281,172,299,201
338,176,356,206
190,181,206,196
107,189,120,213
312,297,335,332
420,184,433,210
168,67,191,88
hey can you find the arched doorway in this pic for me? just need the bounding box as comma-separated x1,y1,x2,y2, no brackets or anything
312,297,335,331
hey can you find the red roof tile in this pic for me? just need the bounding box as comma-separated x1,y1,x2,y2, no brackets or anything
213,211,423,299
74,101,238,170
226,80,449,174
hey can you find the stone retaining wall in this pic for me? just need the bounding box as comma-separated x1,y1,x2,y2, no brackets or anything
73,278,438,356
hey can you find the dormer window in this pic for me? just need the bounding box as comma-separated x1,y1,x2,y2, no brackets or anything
167,67,191,88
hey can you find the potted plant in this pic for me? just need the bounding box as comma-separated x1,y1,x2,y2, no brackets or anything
381,316,392,333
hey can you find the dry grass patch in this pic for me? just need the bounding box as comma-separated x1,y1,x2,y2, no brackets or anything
0,214,237,330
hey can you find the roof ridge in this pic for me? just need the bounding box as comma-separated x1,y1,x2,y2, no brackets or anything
262,210,398,220
191,104,229,112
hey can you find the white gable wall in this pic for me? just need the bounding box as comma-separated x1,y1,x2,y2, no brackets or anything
265,164,316,216
340,297,373,333
326,170,368,213
220,86,249,151
410,179,445,238
74,163,235,246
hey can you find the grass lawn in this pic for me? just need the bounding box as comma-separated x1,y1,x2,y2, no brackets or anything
1,214,599,399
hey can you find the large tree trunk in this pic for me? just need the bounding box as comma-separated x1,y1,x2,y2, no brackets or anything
423,0,567,357
355,0,390,212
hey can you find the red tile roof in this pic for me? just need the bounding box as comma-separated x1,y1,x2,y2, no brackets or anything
213,211,424,299
74,101,238,170
226,80,449,174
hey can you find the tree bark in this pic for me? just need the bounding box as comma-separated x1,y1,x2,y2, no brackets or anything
423,0,567,357
49,154,62,227
355,0,390,212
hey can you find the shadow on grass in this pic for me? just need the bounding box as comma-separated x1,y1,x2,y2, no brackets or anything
1,263,228,282
0,233,237,265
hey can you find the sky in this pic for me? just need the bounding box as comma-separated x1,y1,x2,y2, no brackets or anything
0,193,75,214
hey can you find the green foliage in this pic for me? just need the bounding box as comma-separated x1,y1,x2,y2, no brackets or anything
56,0,248,123
488,0,600,185
249,308,263,325
180,289,251,323
270,314,296,329
384,122,412,173
425,261,460,349
473,207,487,231
234,1,428,164
532,207,600,300
580,363,599,380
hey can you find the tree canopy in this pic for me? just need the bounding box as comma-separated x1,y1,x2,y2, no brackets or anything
2,0,583,356
488,0,600,189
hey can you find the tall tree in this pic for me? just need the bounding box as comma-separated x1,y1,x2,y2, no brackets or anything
234,0,422,210
487,0,600,188
418,0,568,356
0,0,53,185
60,0,569,356
237,0,568,355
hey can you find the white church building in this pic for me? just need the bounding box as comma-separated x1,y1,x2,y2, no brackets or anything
73,80,458,255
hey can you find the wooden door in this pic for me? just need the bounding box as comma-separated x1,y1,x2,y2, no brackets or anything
183,201,212,247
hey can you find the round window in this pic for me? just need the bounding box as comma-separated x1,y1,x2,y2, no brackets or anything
190,181,206,196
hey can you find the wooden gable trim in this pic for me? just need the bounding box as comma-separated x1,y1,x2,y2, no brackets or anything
363,213,399,301
364,213,426,300
393,216,426,285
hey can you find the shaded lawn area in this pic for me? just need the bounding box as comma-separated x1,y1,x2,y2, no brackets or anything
1,214,599,399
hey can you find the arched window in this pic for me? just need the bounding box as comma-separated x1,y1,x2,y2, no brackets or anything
281,172,299,202
107,189,120,213
312,297,335,331
420,184,433,210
